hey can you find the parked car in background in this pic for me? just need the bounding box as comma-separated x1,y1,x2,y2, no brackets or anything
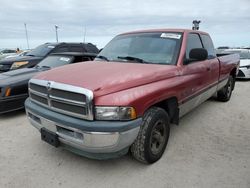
0,52,97,114
25,29,239,163
0,42,99,73
5,50,31,59
242,47,250,50
218,49,250,79
0,49,17,60
217,46,230,49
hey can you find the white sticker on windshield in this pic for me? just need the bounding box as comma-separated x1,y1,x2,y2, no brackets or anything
160,33,181,39
48,46,55,48
60,57,70,62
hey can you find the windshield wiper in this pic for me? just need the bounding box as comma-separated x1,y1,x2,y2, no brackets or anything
117,56,149,64
95,55,109,61
26,54,35,57
35,65,50,69
41,65,50,69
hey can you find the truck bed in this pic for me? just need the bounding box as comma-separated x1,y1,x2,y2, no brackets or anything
217,53,240,83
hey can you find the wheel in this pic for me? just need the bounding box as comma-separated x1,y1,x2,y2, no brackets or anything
130,107,170,164
217,75,234,102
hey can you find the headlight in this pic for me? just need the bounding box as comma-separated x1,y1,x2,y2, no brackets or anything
95,106,137,120
10,61,29,70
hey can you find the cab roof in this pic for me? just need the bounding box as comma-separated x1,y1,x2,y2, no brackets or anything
120,28,209,36
49,52,97,57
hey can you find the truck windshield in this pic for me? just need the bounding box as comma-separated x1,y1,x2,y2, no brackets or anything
96,32,182,65
26,44,55,57
36,55,73,69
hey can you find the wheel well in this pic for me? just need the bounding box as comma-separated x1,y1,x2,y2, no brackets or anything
153,97,179,125
230,68,236,78
230,68,237,90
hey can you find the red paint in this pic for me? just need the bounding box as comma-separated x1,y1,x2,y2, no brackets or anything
33,29,239,117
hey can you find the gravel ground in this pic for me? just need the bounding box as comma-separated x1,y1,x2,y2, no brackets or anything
0,81,249,188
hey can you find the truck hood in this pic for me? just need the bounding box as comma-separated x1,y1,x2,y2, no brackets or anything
0,68,43,86
34,61,179,97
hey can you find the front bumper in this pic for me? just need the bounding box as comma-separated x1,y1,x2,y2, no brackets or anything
237,67,250,79
0,94,28,114
25,98,141,159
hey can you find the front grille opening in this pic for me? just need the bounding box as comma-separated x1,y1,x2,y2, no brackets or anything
51,100,87,115
50,88,86,102
29,83,47,94
30,93,48,105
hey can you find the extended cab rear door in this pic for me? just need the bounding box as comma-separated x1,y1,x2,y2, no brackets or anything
200,34,220,87
179,33,213,116
182,33,211,97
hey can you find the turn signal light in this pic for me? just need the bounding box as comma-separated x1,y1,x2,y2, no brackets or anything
5,87,11,97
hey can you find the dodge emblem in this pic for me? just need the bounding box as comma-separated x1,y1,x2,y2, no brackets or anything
47,81,52,91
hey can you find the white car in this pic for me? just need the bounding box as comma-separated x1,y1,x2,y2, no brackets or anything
0,49,17,60
221,49,250,79
4,50,30,59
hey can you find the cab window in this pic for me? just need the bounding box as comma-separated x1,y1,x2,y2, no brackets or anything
201,34,216,59
186,33,203,59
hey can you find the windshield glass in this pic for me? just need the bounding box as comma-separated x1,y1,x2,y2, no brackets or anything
96,32,183,65
26,44,56,57
36,55,73,68
240,52,250,59
225,50,250,59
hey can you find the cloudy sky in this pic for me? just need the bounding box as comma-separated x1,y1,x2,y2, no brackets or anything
0,0,249,49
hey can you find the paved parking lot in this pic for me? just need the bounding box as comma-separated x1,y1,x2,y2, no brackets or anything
0,81,250,188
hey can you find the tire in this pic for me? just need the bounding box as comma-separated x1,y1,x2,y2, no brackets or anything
130,107,170,164
217,75,234,102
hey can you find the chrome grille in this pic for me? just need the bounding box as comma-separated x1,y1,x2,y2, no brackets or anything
28,79,93,120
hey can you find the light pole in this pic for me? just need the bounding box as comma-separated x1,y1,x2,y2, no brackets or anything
24,23,30,49
55,25,59,42
83,25,86,43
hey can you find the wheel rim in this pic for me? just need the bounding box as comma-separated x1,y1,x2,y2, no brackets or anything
227,80,232,98
150,120,167,155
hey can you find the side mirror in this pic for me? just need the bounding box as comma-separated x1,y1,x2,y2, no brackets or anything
184,48,208,64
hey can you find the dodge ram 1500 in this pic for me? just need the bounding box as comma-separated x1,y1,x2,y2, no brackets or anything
25,29,240,163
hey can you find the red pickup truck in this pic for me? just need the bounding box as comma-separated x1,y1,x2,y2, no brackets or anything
25,29,240,164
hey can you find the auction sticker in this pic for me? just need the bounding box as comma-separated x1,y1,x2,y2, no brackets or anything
160,33,181,39
60,57,70,62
